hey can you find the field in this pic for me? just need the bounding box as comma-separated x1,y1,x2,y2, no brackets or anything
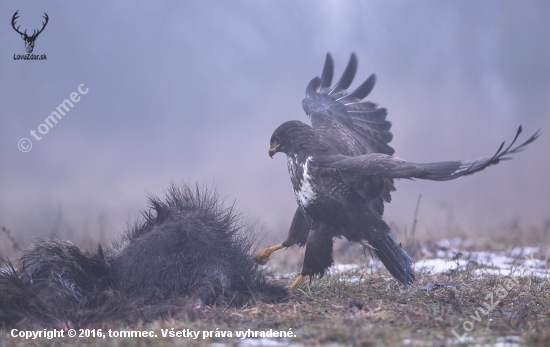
1,222,549,347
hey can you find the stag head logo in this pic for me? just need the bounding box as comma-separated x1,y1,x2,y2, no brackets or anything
12,11,49,54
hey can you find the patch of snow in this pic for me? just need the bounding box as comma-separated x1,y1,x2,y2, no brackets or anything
414,240,549,278
329,263,360,273
327,261,385,276
509,246,539,257
436,249,450,258
415,259,459,274
469,251,512,269
421,247,433,257
276,242,549,283
435,238,452,250
369,260,386,270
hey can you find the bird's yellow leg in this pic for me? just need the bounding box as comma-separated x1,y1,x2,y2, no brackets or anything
289,274,304,295
253,244,283,265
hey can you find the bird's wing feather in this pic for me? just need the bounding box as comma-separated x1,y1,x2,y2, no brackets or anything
317,127,540,181
302,53,394,156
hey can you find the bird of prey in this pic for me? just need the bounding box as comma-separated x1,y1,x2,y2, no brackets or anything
254,53,540,294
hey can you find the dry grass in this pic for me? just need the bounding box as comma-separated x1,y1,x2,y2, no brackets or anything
1,267,548,346
1,222,549,346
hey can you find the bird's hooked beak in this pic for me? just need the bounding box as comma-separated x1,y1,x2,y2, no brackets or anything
268,144,280,158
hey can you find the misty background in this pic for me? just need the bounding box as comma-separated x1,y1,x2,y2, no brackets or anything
1,1,549,255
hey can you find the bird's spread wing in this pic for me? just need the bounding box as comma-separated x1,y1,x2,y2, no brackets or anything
302,53,394,156
316,127,540,181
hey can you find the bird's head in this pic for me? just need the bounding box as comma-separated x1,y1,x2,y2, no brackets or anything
268,141,280,158
268,135,283,158
269,120,311,158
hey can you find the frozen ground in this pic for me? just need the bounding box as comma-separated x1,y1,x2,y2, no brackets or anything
416,239,549,279
275,238,549,285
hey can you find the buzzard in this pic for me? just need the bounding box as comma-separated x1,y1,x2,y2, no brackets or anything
254,53,540,293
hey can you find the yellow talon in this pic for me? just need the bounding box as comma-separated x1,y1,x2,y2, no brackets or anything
289,274,304,295
253,244,283,265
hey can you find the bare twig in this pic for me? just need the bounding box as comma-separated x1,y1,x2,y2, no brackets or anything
1,226,21,252
409,194,422,242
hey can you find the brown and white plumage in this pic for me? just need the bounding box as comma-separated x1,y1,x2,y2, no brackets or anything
255,53,540,292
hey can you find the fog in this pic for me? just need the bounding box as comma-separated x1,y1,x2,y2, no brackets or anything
1,1,549,250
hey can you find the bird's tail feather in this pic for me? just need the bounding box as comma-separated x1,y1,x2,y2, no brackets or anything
371,233,415,285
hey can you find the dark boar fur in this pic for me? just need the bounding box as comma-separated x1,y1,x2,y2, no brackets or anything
0,183,287,328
